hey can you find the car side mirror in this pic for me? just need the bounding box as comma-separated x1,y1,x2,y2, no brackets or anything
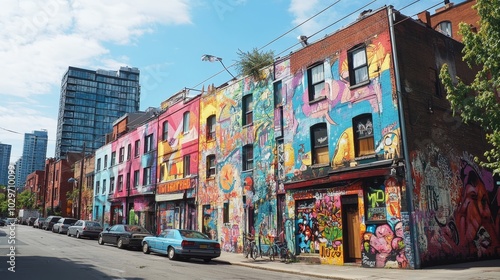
105,227,110,231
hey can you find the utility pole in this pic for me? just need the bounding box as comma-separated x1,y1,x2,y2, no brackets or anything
77,142,85,220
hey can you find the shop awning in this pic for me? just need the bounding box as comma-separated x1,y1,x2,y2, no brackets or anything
284,167,390,190
155,192,184,202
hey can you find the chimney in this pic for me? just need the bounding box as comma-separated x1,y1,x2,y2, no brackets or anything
417,11,431,26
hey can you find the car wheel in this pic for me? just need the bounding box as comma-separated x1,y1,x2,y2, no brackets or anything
117,238,124,249
98,236,104,245
76,231,81,239
167,247,177,260
142,243,150,254
67,230,71,237
203,258,212,263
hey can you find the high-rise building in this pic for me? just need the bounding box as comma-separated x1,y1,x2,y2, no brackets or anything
55,66,141,159
0,142,12,186
15,130,48,189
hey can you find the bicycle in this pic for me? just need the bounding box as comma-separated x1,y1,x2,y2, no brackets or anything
251,234,275,261
243,232,256,259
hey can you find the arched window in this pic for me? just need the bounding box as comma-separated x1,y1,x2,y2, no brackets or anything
436,21,452,37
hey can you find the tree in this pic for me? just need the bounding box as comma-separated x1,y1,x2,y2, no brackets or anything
440,0,500,174
235,48,274,80
16,189,35,209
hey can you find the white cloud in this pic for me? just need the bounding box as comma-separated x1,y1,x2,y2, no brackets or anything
0,0,193,161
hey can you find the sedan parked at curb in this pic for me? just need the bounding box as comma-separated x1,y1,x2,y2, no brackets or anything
98,224,152,249
52,217,78,234
33,217,45,228
42,216,62,231
67,220,103,239
142,229,221,262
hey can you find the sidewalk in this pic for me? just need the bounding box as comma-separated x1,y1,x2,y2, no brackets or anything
214,251,500,279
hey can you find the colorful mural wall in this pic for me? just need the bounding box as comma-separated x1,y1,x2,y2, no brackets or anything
111,117,157,231
197,68,276,253
412,145,500,265
279,31,400,185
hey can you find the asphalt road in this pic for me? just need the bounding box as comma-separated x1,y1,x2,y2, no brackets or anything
0,224,324,280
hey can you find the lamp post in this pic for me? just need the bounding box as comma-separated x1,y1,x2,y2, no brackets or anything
201,54,236,79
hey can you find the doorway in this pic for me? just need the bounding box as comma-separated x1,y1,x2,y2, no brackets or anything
341,195,361,263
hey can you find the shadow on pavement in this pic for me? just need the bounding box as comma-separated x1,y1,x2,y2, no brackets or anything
0,255,145,280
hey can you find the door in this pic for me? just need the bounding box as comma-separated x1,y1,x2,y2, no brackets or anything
341,195,361,262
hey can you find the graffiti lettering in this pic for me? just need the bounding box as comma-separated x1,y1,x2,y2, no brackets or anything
367,189,385,208
320,244,342,258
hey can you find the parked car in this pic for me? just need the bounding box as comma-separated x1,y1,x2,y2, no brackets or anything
98,224,152,249
26,217,37,226
42,215,62,231
52,217,78,234
142,229,221,262
6,218,17,225
67,220,103,239
33,217,45,228
0,219,5,226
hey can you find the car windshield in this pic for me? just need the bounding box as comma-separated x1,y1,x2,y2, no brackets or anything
63,219,77,224
124,225,149,233
86,222,101,227
179,230,210,239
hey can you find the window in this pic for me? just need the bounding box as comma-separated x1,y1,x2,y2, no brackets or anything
118,175,123,191
242,95,253,126
162,121,168,141
133,170,139,188
223,202,229,223
95,181,100,195
119,147,125,163
436,21,452,37
102,179,106,194
103,155,108,169
183,155,191,177
207,154,216,177
183,111,190,134
307,63,325,101
143,167,152,185
144,134,154,153
348,45,369,86
206,115,216,140
242,144,253,171
126,173,130,190
109,177,115,193
159,163,165,181
353,114,375,157
134,140,140,157
311,123,329,165
96,158,101,171
111,151,116,166
127,144,131,160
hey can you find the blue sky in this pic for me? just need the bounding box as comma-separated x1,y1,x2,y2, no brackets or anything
0,0,466,162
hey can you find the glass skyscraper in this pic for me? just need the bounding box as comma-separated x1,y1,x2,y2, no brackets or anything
0,142,12,186
55,66,140,159
15,130,48,189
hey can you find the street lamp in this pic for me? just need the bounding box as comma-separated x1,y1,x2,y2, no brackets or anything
201,54,236,79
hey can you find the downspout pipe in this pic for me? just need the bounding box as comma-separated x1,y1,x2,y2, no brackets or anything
388,6,421,269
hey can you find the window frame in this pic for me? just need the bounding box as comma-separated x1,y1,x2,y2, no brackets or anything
119,147,125,163
110,151,116,166
144,133,154,153
307,63,325,101
311,123,329,165
162,121,169,141
142,167,152,186
348,45,369,87
134,140,140,157
206,115,216,141
109,177,115,194
117,175,123,191
242,144,253,171
242,94,253,126
133,170,139,188
353,114,375,158
183,155,191,177
206,154,216,178
127,144,131,160
183,111,190,134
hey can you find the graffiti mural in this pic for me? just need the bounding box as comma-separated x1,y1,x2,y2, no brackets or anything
412,146,500,265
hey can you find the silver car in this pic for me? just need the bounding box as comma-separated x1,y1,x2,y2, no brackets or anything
67,220,103,239
52,217,78,234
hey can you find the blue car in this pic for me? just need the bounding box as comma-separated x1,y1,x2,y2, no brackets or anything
142,229,221,262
